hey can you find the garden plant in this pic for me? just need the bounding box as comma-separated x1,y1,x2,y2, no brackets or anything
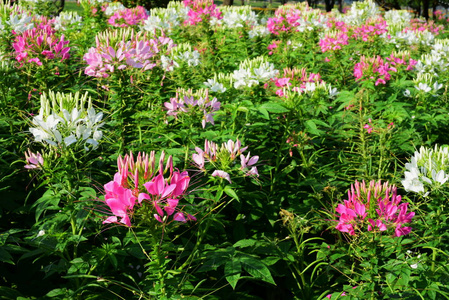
1,0,449,298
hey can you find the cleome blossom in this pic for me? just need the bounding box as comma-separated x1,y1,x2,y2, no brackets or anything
402,145,449,195
102,151,195,227
335,180,414,237
29,91,104,151
13,23,70,67
192,139,259,183
164,88,220,128
83,28,175,78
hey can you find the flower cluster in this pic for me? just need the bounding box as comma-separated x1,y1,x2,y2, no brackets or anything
402,145,449,195
335,180,414,237
319,31,349,52
108,6,149,28
164,88,220,128
351,17,387,42
214,6,258,29
192,139,259,183
83,28,175,78
13,23,70,67
29,91,104,151
269,67,338,99
53,11,83,31
140,2,189,35
231,56,279,89
182,0,222,26
353,55,399,86
103,151,194,227
168,42,201,68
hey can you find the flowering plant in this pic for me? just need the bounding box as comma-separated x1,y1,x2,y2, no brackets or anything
335,180,414,237
102,151,195,227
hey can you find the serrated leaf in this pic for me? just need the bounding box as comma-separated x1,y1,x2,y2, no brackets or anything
225,260,241,289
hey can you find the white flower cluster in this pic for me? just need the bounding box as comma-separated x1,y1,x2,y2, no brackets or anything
414,39,449,77
140,3,188,35
384,10,412,28
232,57,279,89
213,6,258,29
248,25,270,39
53,11,83,31
343,0,379,26
413,73,443,95
0,12,34,35
29,91,104,151
172,43,200,67
161,43,200,71
103,2,126,17
204,78,227,93
385,29,435,48
402,145,449,195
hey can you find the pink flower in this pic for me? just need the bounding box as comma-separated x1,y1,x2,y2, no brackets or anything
24,149,44,169
335,180,414,237
212,170,232,184
364,124,373,133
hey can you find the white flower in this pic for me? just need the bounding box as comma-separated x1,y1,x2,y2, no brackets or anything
37,230,45,237
6,14,34,34
403,89,411,97
415,82,432,93
410,263,418,269
433,81,443,92
204,79,227,93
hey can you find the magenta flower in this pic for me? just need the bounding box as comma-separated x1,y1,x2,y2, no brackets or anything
183,0,222,26
13,24,70,67
102,151,194,226
108,6,149,28
335,180,414,237
319,32,349,53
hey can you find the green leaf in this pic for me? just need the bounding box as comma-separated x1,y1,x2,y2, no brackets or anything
304,119,324,136
259,102,289,114
240,256,276,285
224,186,239,202
225,260,241,289
32,189,61,222
233,239,257,248
257,107,269,120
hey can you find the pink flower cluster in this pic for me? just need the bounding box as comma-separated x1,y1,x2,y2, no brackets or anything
405,18,444,35
108,6,149,28
352,18,388,42
13,24,70,67
335,180,414,237
270,67,322,97
83,31,175,78
103,151,194,227
192,139,259,183
325,18,349,32
164,89,221,129
385,52,417,71
183,0,222,26
353,55,397,86
319,32,349,53
266,15,299,35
